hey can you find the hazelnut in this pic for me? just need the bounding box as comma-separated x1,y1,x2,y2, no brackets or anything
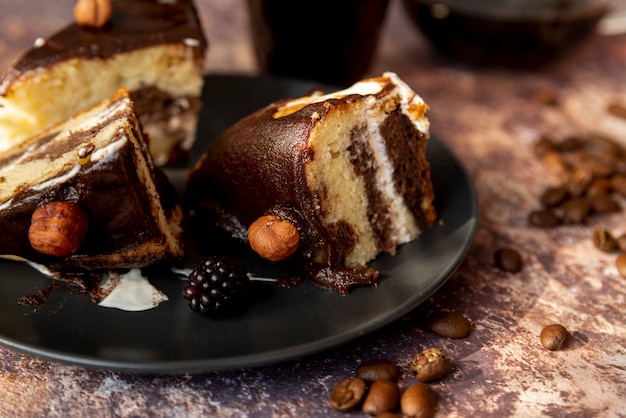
248,214,300,262
29,201,89,257
74,0,113,28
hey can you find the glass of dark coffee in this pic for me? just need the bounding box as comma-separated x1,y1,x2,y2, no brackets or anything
247,0,390,86
401,0,611,68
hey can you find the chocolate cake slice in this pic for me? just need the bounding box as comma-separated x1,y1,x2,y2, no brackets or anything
187,72,437,293
0,0,207,165
0,89,183,274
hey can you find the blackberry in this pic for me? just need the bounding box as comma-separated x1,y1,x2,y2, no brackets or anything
183,256,250,317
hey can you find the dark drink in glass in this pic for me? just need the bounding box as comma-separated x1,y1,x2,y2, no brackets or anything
247,0,389,86
402,0,609,68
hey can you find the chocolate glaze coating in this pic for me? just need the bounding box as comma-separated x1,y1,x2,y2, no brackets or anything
0,0,207,95
187,96,323,259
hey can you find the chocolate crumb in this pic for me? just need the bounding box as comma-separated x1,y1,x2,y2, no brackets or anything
18,284,55,307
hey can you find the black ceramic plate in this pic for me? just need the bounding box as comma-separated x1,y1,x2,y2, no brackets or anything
0,75,478,373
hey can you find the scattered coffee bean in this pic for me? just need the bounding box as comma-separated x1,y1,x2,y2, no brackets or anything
427,312,471,339
376,413,402,418
540,186,569,207
540,324,569,351
542,151,570,173
616,253,626,278
586,178,613,198
616,234,626,252
534,89,559,106
356,359,401,383
401,384,437,418
494,248,523,273
592,229,618,252
588,134,625,159
608,102,626,119
559,136,585,152
533,136,558,157
562,198,591,224
529,209,561,228
610,174,626,198
589,193,621,214
566,169,593,197
578,154,615,178
361,380,400,416
329,377,367,412
410,347,452,383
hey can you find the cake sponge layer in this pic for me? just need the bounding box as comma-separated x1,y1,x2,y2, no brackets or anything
0,44,204,164
0,0,207,164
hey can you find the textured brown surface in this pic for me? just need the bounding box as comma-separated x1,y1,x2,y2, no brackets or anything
1,0,626,417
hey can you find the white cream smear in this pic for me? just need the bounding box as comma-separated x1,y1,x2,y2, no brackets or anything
98,269,168,311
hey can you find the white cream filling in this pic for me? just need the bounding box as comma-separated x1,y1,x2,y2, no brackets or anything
32,163,81,191
365,105,420,242
98,269,168,311
91,134,128,162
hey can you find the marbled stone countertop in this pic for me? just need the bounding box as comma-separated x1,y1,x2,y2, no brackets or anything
1,0,625,417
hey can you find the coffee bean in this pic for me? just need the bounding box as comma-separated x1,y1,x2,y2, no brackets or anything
616,253,626,278
615,159,626,175
540,324,569,351
494,248,523,273
610,174,626,198
534,136,558,157
592,229,618,252
559,136,585,152
540,186,568,207
356,359,401,383
562,198,591,224
577,154,615,178
329,377,367,411
588,134,624,160
534,89,559,106
566,169,593,197
376,413,402,418
586,178,613,198
608,102,626,119
529,209,561,228
427,313,471,339
410,347,452,383
542,151,570,173
401,384,437,418
617,234,626,252
362,380,400,416
589,193,621,214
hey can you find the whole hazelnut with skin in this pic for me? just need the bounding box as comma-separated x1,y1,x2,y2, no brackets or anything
29,201,89,257
74,0,113,28
248,214,300,262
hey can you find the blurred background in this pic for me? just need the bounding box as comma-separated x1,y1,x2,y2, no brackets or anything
1,0,625,81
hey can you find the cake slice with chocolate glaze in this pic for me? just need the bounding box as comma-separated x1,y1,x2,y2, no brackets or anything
0,0,207,165
0,89,183,278
186,72,437,293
